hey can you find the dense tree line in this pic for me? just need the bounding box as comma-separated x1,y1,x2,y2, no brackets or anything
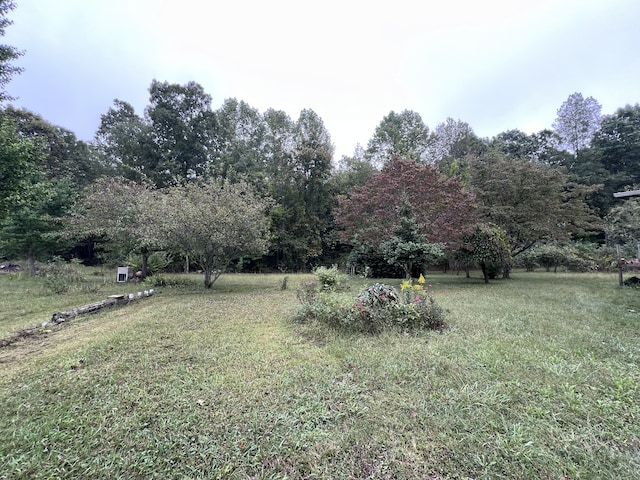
3,79,640,280
1,0,639,280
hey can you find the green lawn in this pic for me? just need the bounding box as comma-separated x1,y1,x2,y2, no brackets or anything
1,270,639,479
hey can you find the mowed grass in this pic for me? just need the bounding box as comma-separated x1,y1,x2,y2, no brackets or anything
1,270,639,479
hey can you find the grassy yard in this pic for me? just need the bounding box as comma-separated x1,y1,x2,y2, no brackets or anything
1,269,639,479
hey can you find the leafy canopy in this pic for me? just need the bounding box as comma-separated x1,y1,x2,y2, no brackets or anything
143,179,273,288
468,152,601,256
335,157,476,248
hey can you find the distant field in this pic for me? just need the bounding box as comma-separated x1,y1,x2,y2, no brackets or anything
1,270,639,479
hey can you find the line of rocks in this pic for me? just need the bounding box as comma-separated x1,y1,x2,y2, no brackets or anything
0,289,155,349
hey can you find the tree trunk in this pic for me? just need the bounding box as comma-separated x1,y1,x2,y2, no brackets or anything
204,267,213,289
481,262,489,284
503,261,511,279
140,248,149,279
404,261,413,279
28,251,36,276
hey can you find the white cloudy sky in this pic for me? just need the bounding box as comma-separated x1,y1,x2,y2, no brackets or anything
5,0,640,158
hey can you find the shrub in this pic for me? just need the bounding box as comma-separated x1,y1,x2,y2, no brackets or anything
296,280,319,306
514,250,539,271
313,265,346,291
125,251,173,276
294,276,445,334
523,244,599,273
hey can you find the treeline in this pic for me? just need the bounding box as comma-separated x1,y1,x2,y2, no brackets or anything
1,82,640,282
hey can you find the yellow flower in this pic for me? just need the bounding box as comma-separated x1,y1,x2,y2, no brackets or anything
418,274,426,284
400,280,412,291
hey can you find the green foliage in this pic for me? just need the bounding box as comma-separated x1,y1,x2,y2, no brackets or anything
295,279,318,305
3,107,102,188
605,197,640,247
1,178,76,273
468,152,601,256
142,274,200,289
124,251,172,276
295,280,445,334
380,197,445,278
142,179,273,289
0,0,22,103
346,244,404,278
455,223,511,282
313,265,346,291
40,257,103,295
0,116,42,220
69,176,156,277
514,249,539,271
520,244,599,273
365,109,430,168
588,104,640,214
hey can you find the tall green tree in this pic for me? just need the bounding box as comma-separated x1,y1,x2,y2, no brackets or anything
3,106,102,187
0,117,77,274
96,81,217,187
95,100,159,184
468,152,601,259
553,92,601,156
605,197,640,248
213,98,267,188
489,129,568,165
0,0,21,103
146,80,216,185
585,104,640,215
260,109,300,270
290,108,335,265
426,118,485,175
1,178,76,274
331,144,378,195
366,110,430,168
0,116,39,219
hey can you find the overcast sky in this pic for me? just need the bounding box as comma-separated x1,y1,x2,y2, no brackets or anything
4,0,640,158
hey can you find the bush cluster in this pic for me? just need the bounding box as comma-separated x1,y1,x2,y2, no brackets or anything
515,244,599,272
294,273,445,334
313,265,346,291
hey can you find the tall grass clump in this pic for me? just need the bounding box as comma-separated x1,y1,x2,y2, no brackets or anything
40,257,104,295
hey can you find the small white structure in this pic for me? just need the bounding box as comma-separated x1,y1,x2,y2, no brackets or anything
116,266,133,283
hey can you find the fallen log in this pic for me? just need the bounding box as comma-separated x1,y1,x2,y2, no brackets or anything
50,290,154,324
0,290,155,349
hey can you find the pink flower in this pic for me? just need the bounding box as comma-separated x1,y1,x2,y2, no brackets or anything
414,297,420,302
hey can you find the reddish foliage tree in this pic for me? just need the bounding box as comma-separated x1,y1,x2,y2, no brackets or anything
335,157,477,247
